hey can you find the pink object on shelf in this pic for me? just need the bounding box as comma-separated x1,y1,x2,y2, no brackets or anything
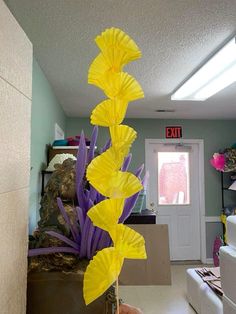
67,137,80,146
210,153,225,171
76,135,90,146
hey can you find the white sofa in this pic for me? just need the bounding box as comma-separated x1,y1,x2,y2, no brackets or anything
186,268,223,313
220,215,236,314
187,216,236,313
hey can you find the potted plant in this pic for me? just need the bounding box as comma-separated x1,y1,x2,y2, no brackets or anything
28,27,147,314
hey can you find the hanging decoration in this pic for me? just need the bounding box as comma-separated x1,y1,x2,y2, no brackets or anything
210,148,236,172
83,27,147,310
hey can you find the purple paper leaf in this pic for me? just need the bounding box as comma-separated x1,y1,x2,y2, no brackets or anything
73,204,79,221
76,130,87,188
91,227,102,257
85,189,90,198
46,231,79,250
88,126,98,164
28,247,79,257
86,198,94,213
77,206,85,231
135,163,144,178
77,184,88,213
79,216,91,258
142,170,149,190
57,198,78,241
121,153,132,171
120,192,140,222
119,166,147,222
89,186,98,203
101,139,111,153
96,193,106,203
86,222,96,259
97,230,110,250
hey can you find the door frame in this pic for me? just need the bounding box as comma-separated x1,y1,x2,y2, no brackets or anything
145,138,206,263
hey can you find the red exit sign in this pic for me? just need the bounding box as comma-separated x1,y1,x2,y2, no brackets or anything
165,126,182,138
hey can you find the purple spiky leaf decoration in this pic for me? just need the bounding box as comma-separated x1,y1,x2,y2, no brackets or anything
86,222,96,259
76,130,88,211
91,227,102,257
79,216,91,258
28,199,81,257
46,231,80,251
121,153,132,171
134,163,144,178
77,206,85,231
87,125,98,164
57,197,78,241
101,138,111,153
28,126,146,261
76,130,87,186
88,186,98,203
142,170,149,191
119,164,147,222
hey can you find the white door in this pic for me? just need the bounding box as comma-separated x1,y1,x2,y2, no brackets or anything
146,140,201,261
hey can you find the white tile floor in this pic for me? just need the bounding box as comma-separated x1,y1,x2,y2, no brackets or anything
120,265,197,314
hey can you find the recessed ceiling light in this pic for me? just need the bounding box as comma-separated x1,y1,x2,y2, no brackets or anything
155,109,175,112
171,36,236,101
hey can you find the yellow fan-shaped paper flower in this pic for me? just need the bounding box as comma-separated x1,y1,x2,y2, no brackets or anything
87,199,125,232
87,147,123,179
88,50,138,84
110,224,147,260
107,171,143,198
87,153,143,198
88,53,110,85
101,48,140,72
110,125,137,156
90,71,144,102
95,27,142,65
86,148,123,196
83,247,124,305
90,98,128,127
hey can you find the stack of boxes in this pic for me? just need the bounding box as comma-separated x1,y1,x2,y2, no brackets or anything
220,216,236,313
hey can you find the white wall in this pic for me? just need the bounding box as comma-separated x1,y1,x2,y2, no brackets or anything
0,1,32,312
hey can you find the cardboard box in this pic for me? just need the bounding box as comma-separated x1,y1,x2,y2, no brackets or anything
120,224,171,285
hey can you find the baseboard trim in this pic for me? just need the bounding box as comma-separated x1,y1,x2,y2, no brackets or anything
205,258,214,264
205,216,221,223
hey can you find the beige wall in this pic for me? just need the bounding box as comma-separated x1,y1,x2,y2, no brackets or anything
0,1,32,313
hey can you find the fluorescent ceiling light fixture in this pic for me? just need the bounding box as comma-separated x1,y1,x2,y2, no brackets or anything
171,37,236,101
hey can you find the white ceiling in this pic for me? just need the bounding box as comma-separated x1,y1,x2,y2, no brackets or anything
5,0,236,119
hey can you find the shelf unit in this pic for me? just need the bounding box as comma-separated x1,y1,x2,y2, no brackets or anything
221,171,236,208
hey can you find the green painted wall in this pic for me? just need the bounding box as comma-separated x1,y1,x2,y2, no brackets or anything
29,58,66,233
66,117,236,217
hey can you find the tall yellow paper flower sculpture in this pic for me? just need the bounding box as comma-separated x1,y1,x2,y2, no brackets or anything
84,28,146,310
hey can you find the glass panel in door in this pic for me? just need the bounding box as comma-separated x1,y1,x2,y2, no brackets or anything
157,152,190,205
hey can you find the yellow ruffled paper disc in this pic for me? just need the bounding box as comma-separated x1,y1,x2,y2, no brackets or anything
87,168,143,199
84,26,146,308
90,98,128,127
90,71,144,102
110,224,147,260
95,27,142,65
83,247,124,305
110,125,137,156
86,147,143,198
87,198,125,232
